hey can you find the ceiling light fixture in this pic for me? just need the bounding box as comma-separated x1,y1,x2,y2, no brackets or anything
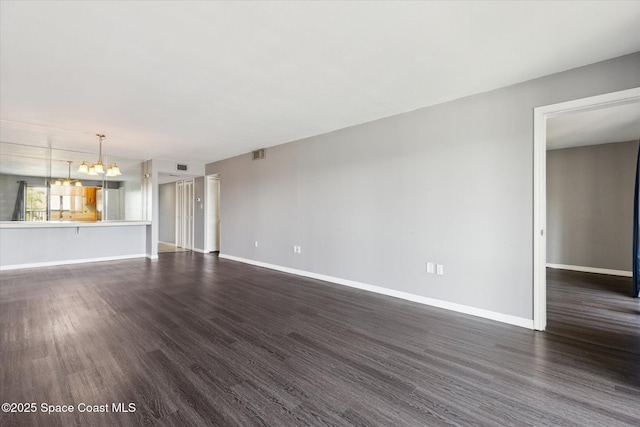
79,133,121,177
53,161,82,187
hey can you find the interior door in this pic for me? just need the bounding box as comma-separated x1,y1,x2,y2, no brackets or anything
205,176,220,252
176,180,184,247
184,179,194,250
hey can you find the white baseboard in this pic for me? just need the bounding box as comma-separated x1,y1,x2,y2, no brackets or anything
1,254,148,271
158,241,176,246
546,263,632,277
219,254,534,329
191,248,210,254
147,254,159,260
156,245,210,254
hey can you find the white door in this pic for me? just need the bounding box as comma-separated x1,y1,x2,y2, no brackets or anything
184,179,194,250
175,179,194,249
175,181,184,247
205,175,220,252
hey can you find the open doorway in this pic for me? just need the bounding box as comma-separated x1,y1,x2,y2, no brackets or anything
158,173,198,254
157,173,217,254
533,87,640,331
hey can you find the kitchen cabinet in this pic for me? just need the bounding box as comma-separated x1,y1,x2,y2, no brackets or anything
84,187,97,205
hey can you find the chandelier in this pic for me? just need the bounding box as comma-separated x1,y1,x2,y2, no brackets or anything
54,161,82,187
78,133,122,177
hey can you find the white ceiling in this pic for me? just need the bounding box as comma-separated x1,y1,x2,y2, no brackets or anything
547,100,640,150
1,1,640,165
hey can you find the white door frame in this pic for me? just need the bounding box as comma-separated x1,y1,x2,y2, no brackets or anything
533,87,640,331
204,174,220,252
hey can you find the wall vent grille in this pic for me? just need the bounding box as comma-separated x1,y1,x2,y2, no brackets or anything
252,149,266,160
176,163,188,171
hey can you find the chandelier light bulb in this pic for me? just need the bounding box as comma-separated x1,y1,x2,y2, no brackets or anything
94,162,105,174
107,164,122,177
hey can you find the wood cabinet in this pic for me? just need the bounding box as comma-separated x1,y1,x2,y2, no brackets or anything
84,187,97,205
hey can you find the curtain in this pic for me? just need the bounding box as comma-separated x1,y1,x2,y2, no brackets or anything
11,180,27,221
634,143,640,298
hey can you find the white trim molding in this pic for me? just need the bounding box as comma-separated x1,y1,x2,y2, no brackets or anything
547,263,632,277
1,254,148,271
533,87,640,332
219,254,534,329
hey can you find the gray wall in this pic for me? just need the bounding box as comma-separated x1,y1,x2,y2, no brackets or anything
194,176,205,251
547,140,638,271
159,183,176,243
206,52,640,320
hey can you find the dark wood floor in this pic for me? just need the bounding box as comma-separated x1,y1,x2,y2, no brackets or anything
1,254,639,426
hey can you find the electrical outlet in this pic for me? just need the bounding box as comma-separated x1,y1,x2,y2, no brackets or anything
436,264,444,275
426,262,435,274
254,241,258,247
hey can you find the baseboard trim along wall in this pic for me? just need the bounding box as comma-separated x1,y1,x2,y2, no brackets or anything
0,254,148,271
546,263,632,277
220,254,534,329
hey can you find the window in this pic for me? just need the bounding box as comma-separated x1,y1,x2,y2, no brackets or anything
25,186,47,221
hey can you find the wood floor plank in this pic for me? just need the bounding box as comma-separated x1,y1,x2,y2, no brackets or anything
1,254,639,426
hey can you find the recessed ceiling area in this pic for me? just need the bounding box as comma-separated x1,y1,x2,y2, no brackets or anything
547,100,640,150
1,1,640,164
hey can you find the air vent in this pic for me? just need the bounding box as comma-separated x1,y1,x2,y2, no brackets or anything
176,163,188,171
252,149,266,160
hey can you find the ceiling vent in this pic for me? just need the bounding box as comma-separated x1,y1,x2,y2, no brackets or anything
176,163,188,171
252,149,266,160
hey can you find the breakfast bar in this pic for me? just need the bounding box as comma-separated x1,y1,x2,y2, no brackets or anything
0,220,151,270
